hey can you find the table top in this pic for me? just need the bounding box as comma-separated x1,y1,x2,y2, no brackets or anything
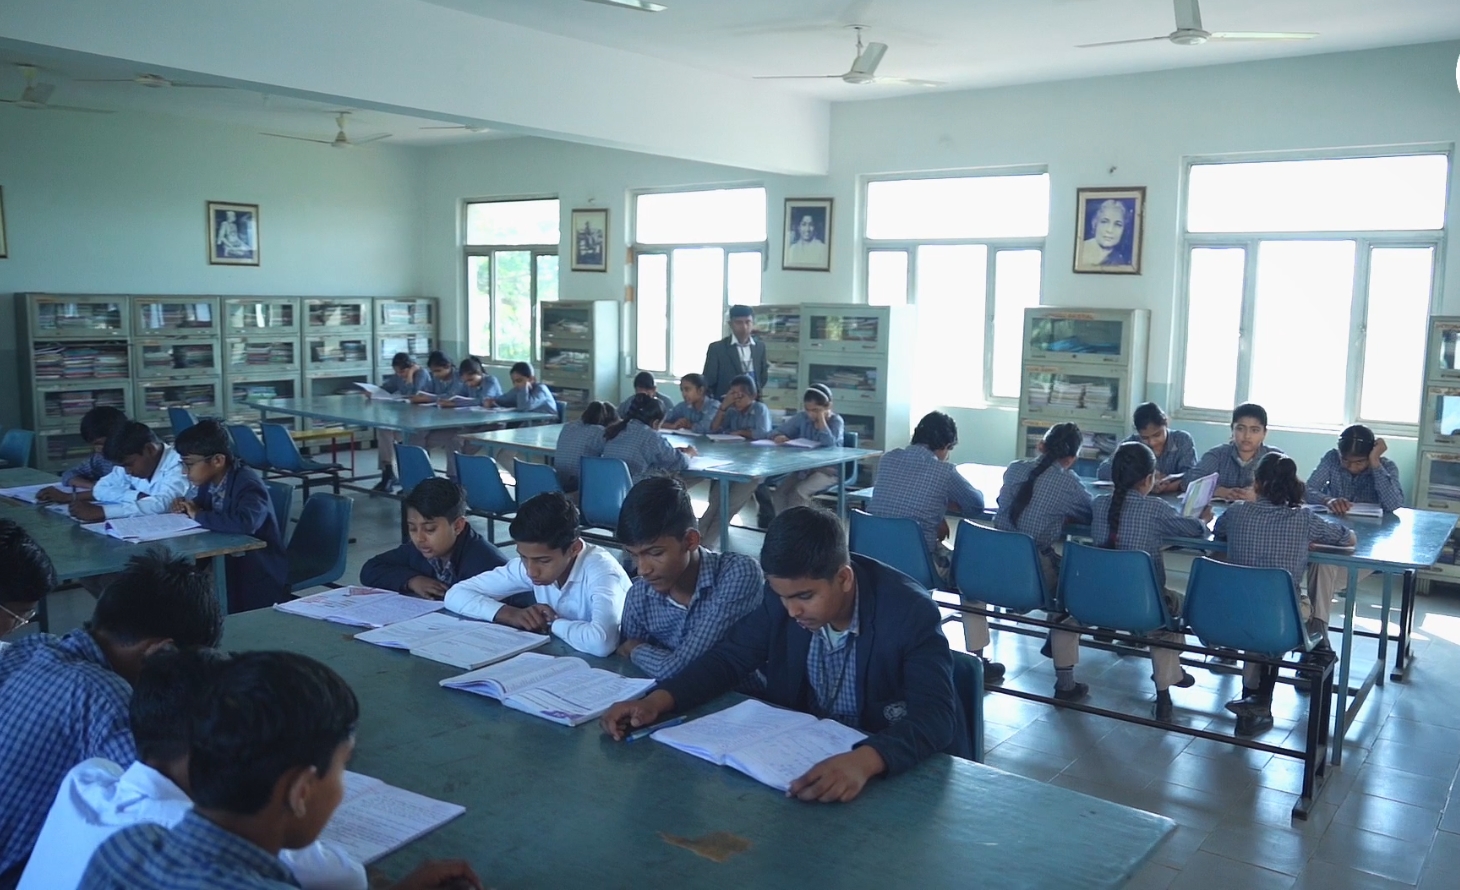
464,425,882,482
244,395,557,433
224,609,1172,889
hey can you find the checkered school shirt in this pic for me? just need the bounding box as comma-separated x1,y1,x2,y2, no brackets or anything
553,421,606,489
1096,429,1198,481
601,420,688,484
1305,450,1404,511
1212,499,1353,586
869,445,987,553
79,810,299,890
620,548,764,679
0,630,136,875
713,402,773,438
994,459,1094,551
1188,443,1282,490
1090,492,1209,589
808,591,860,726
664,398,721,434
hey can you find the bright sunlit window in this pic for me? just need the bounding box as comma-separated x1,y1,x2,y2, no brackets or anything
464,198,560,361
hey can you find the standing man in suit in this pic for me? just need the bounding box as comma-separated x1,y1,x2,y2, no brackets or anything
702,305,768,400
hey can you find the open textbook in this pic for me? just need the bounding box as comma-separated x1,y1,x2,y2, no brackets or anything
652,699,867,792
1180,472,1219,518
320,771,465,864
749,438,822,449
0,482,71,504
355,611,549,669
81,514,205,543
353,382,407,401
274,587,444,628
440,652,656,727
1305,502,1384,518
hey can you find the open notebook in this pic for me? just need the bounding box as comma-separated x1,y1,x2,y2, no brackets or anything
81,514,205,542
652,699,867,792
1305,502,1384,518
354,382,407,401
440,652,656,727
274,587,444,628
319,771,465,864
355,611,549,669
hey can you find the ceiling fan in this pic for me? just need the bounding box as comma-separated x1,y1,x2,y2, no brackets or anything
76,72,230,89
579,0,665,11
755,27,943,87
420,123,491,133
1078,0,1317,49
0,64,112,113
261,112,390,148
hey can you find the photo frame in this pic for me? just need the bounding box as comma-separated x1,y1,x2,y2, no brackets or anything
207,201,260,266
0,186,7,259
1073,187,1145,275
782,198,833,272
570,208,609,272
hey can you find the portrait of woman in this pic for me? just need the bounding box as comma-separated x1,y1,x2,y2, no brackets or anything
1073,187,1145,275
782,198,833,271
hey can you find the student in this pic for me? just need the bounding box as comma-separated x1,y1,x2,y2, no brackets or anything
617,371,675,420
57,422,188,522
485,361,557,414
443,492,628,657
615,477,764,679
455,356,503,403
379,351,428,397
601,507,965,803
995,422,1094,702
663,373,720,435
1090,442,1211,720
20,649,366,890
1188,403,1280,502
764,384,845,514
0,521,57,640
698,374,773,549
1213,452,1354,737
1096,402,1197,493
59,405,127,492
78,652,481,890
359,478,507,599
554,401,615,493
0,552,222,884
601,394,696,485
407,350,462,404
170,421,289,614
375,351,468,491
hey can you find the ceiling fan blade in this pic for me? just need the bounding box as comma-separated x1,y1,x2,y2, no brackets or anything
42,104,115,113
73,78,138,83
850,42,889,76
1174,0,1203,32
169,82,233,89
30,83,55,104
579,0,666,11
352,134,391,145
1076,35,1171,48
753,74,847,80
868,77,943,87
260,133,336,144
1208,31,1318,41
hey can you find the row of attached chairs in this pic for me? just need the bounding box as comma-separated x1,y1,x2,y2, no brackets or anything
225,423,342,498
261,477,353,595
0,428,36,469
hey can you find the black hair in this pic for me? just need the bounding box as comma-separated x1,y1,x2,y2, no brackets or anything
509,491,579,552
633,371,657,391
102,421,159,463
1338,424,1377,459
0,519,57,605
459,356,486,377
1232,403,1268,429
729,305,754,320
174,420,234,460
762,506,848,581
80,405,127,443
1131,402,1168,432
1254,451,1304,507
391,352,415,371
581,401,616,426
803,384,832,407
89,550,223,648
510,361,536,379
910,411,959,452
727,374,758,398
680,373,707,392
1007,422,1083,527
404,477,467,522
426,350,453,370
131,647,229,764
616,476,697,547
604,393,665,441
188,651,359,815
1105,442,1156,549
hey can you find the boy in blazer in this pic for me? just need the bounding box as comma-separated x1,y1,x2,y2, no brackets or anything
359,478,508,598
702,304,768,400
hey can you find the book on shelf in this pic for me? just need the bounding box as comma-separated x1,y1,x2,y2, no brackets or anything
440,652,656,727
355,612,549,670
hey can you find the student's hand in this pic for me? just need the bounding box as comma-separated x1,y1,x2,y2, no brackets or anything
1199,505,1215,523
495,604,557,632
174,499,199,519
388,859,484,890
70,502,104,522
1152,478,1181,495
407,576,449,600
71,478,97,492
1217,486,1255,502
736,430,755,440
773,435,789,445
676,446,699,457
616,638,643,658
788,746,886,803
600,690,674,740
1326,498,1353,516
936,519,950,542
481,398,497,409
409,393,435,404
36,486,74,504
1370,438,1388,467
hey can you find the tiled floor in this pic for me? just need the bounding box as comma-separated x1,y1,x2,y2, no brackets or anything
30,457,1460,888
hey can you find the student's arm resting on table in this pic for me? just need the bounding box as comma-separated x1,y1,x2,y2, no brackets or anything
946,466,986,516
1304,456,1337,505
1064,473,1095,525
654,435,692,473
550,560,625,657
1159,503,1209,539
280,839,368,890
442,561,536,621
1095,457,1114,482
359,545,427,595
1310,512,1357,548
655,594,776,712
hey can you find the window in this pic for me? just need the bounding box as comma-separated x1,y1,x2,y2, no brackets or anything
464,198,560,362
1177,153,1448,430
864,172,1049,407
633,187,766,377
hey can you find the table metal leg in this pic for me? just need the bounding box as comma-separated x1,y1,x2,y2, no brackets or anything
212,554,229,615
1331,565,1359,766
1376,574,1392,687
1393,571,1417,682
719,478,732,547
836,460,847,519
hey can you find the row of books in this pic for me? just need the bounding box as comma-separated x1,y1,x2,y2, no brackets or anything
1023,429,1120,462
227,305,295,330
308,304,366,327
379,303,433,327
46,436,99,462
381,336,431,357
808,316,880,343
761,313,802,344
549,385,589,410
142,344,215,371
1026,380,1117,411
142,385,217,412
232,383,288,402
809,366,878,393
309,340,369,363
35,303,124,332
35,344,130,380
543,349,590,376
43,388,126,419
542,313,591,338
764,361,799,390
229,341,296,366
139,302,214,331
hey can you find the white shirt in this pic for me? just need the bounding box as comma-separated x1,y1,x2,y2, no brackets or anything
18,759,366,890
89,445,188,519
734,336,755,374
443,542,628,657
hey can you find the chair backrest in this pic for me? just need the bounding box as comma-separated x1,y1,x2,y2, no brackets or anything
842,431,860,489
1183,556,1309,656
168,407,199,438
260,423,307,472
556,401,567,424
1059,541,1173,635
393,443,437,494
0,429,35,468
456,452,515,515
286,493,353,592
950,651,985,763
225,424,271,470
951,521,1055,613
265,480,293,531
848,510,938,590
579,456,633,530
514,459,562,509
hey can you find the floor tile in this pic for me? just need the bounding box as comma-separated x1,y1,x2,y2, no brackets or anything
1417,828,1460,888
1351,762,1453,811
982,741,1073,783
1149,825,1213,870
1312,821,1432,885
1292,859,1419,890
1124,860,1179,890
1197,821,1320,875
1165,850,1295,890
1364,738,1460,781
1333,791,1440,845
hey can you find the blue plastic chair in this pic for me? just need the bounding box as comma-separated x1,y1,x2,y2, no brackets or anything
286,493,353,593
168,407,199,439
226,424,271,472
514,459,562,509
951,521,1058,614
848,510,939,590
265,480,294,532
1183,557,1320,657
579,456,632,531
950,651,986,763
1059,542,1177,637
394,444,437,494
0,429,35,469
456,452,515,544
262,423,342,498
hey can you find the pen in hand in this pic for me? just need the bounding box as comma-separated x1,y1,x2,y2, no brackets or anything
625,715,687,742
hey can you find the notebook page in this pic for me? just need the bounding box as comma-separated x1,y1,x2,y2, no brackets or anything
652,699,817,765
354,382,406,401
438,652,583,699
1181,472,1219,518
502,670,656,727
274,588,444,628
783,438,822,449
354,612,474,649
86,514,205,542
705,434,745,443
319,771,465,864
686,456,734,471
724,718,868,792
410,622,551,670
0,483,70,504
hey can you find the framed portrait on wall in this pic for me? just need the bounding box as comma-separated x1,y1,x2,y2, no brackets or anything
571,208,608,272
0,186,8,259
782,198,832,272
1073,187,1145,275
207,201,260,266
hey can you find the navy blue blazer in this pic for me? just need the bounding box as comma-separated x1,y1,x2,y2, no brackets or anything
358,524,508,594
191,463,288,613
658,554,965,777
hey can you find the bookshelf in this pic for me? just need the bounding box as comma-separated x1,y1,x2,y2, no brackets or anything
1416,315,1460,587
374,298,438,382
223,298,303,426
539,300,619,415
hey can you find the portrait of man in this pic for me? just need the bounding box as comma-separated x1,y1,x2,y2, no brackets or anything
207,201,259,266
571,208,609,272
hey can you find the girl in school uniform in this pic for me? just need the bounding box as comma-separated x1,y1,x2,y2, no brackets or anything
698,374,773,548
765,384,845,514
663,373,720,434
996,422,1094,702
484,361,559,477
601,394,696,485
555,401,616,493
1096,402,1197,494
455,356,503,403
1213,452,1354,738
1091,442,1211,720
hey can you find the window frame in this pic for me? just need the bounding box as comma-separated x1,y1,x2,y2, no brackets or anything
461,196,561,362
